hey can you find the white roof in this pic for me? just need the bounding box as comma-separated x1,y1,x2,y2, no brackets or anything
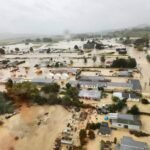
113,92,123,100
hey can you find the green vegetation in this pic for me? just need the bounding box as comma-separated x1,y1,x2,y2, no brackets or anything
5,81,92,109
111,57,137,68
108,99,127,112
130,130,150,137
146,55,150,62
92,56,97,63
128,105,140,115
0,92,14,114
88,130,95,140
141,98,149,104
86,122,101,130
0,48,5,54
79,129,87,145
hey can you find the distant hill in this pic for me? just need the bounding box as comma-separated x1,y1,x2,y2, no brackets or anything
106,25,150,38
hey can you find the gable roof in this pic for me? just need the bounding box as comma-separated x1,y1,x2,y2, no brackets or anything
128,79,142,91
120,136,149,150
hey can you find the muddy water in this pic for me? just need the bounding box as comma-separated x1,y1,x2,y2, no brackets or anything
128,47,150,93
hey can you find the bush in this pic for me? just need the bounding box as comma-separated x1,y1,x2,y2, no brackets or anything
129,130,150,137
88,130,95,140
111,57,137,68
86,123,100,130
128,105,140,115
112,96,120,102
146,55,150,62
141,98,149,104
79,129,87,145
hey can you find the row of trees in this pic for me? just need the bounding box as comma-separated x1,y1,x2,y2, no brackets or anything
25,38,53,43
5,80,89,108
111,57,137,68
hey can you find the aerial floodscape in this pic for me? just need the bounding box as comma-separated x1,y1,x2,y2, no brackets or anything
0,0,150,150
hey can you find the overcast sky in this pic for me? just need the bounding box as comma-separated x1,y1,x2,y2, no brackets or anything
1,0,150,35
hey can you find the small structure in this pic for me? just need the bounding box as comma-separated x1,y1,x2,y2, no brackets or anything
116,48,127,54
113,92,140,101
116,136,149,150
79,89,101,100
99,122,111,136
109,113,141,130
61,127,73,145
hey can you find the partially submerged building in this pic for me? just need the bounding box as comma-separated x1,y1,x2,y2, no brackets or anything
79,89,101,100
77,75,111,82
116,136,149,150
99,122,111,136
109,113,141,130
113,92,141,101
128,79,142,92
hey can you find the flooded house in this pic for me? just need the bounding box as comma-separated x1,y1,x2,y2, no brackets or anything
109,113,141,130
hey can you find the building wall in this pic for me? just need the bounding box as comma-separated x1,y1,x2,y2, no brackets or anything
112,122,140,130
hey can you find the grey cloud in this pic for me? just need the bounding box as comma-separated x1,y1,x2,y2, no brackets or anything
0,0,150,34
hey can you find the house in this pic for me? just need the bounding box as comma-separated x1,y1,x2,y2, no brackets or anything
83,40,95,49
116,136,149,150
113,92,141,101
116,48,127,54
117,71,132,77
128,79,142,92
79,89,102,100
69,80,132,91
109,113,141,130
99,122,111,136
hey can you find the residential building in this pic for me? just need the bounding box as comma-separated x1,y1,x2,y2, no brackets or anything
116,136,149,150
109,113,141,130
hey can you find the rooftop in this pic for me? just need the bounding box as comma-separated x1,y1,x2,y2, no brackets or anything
118,136,149,150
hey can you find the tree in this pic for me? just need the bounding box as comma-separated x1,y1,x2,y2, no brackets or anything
70,60,73,65
66,83,71,89
35,38,41,42
74,45,79,50
15,48,20,52
30,47,34,53
79,129,87,145
92,56,97,63
88,130,95,140
66,87,79,101
84,57,87,64
43,38,52,42
114,137,117,144
8,82,39,102
111,58,137,68
0,48,5,55
100,55,105,64
128,105,140,115
41,83,60,94
141,98,149,104
5,79,13,89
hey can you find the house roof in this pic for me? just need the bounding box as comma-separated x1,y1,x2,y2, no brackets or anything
116,114,142,126
78,76,107,82
79,89,101,99
120,136,149,150
128,79,142,91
